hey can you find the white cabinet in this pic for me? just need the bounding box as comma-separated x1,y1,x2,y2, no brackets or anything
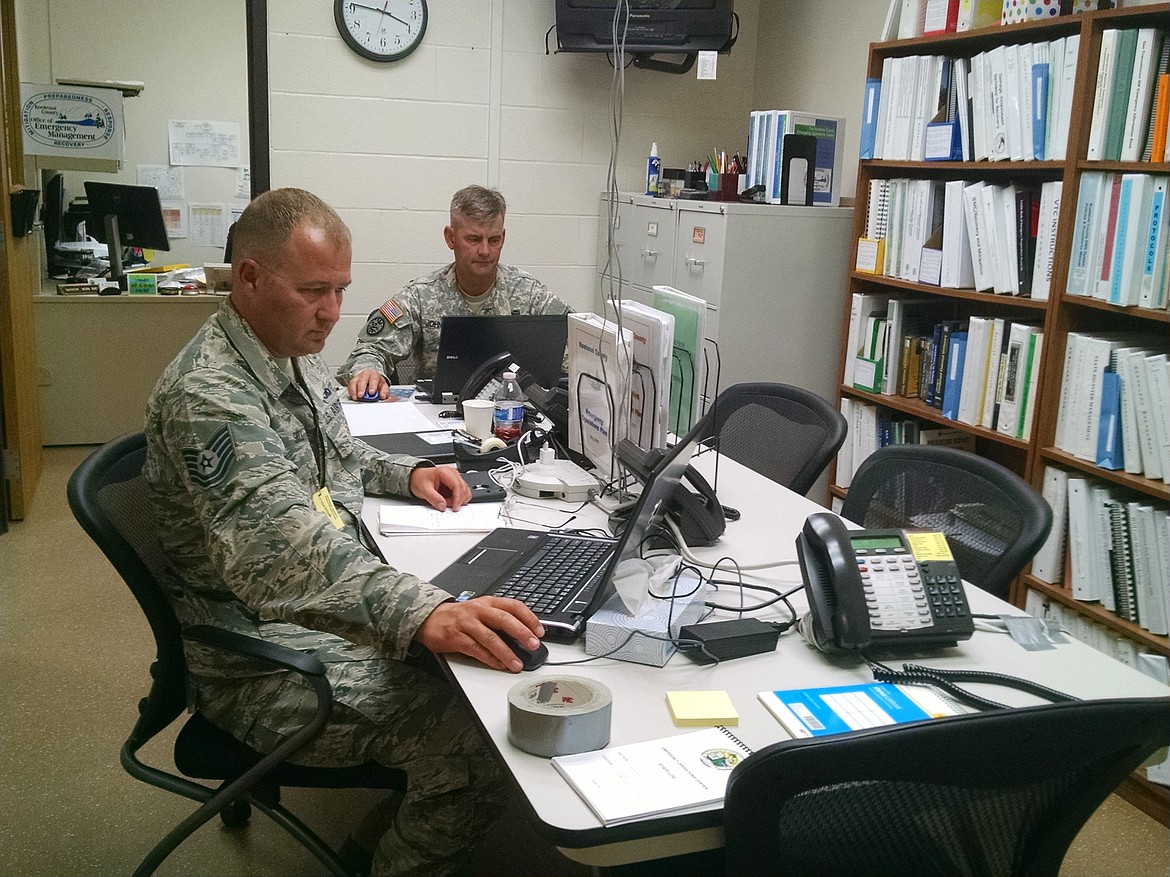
597,194,854,406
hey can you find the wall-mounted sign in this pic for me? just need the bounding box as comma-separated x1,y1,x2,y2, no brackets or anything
20,83,125,162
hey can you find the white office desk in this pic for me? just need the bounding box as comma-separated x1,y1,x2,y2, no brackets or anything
363,439,1170,867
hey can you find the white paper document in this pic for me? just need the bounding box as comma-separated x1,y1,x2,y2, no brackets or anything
342,400,437,436
379,502,503,535
551,726,750,826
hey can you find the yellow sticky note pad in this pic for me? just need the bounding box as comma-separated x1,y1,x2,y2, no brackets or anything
905,530,954,562
665,690,738,727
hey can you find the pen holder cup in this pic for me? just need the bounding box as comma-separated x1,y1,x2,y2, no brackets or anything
684,170,707,191
716,173,744,202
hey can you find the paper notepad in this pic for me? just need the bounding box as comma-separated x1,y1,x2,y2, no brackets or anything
757,683,960,739
378,502,503,535
551,726,751,826
666,690,738,727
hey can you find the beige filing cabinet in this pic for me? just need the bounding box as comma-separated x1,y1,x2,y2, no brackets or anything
597,193,854,406
35,290,221,444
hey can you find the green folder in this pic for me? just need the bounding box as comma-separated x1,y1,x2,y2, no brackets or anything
651,286,706,435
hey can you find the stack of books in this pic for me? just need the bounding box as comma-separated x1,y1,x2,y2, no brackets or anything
1053,333,1170,482
1065,172,1169,310
860,35,1080,164
859,177,1063,299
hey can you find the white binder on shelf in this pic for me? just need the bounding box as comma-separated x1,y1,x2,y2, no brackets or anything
567,313,633,480
603,299,674,452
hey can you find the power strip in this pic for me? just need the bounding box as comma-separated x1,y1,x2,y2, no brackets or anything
513,459,598,502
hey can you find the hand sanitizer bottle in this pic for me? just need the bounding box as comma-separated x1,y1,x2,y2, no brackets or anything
646,143,661,195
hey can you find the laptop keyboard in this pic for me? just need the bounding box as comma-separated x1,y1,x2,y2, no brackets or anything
494,534,615,616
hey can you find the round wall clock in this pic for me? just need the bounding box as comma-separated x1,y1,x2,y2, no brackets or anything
334,0,428,63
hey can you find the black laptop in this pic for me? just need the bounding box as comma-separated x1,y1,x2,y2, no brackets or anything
429,422,703,640
421,313,569,404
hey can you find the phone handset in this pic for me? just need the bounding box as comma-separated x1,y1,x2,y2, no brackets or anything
796,512,975,653
457,351,515,414
796,512,872,652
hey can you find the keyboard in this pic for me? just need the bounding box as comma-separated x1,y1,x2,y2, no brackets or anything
494,534,615,617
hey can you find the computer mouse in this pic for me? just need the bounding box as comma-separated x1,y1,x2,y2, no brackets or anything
360,388,381,402
496,630,549,672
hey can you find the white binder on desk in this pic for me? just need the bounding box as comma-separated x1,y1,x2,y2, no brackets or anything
568,313,633,480
603,299,674,452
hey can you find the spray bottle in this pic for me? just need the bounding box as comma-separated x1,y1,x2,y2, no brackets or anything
646,142,660,195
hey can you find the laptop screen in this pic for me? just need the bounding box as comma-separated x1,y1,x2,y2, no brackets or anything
432,313,569,398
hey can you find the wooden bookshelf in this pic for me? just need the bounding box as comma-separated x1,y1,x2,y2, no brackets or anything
836,3,1170,825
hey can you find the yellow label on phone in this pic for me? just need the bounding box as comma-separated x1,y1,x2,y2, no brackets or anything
905,530,954,562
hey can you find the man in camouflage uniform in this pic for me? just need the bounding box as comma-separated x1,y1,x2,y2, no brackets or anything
144,188,545,877
341,184,570,400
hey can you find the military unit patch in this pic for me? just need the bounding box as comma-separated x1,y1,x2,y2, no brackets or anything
365,315,386,336
182,424,236,489
379,299,404,323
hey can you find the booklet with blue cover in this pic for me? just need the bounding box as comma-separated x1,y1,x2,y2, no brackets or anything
757,683,959,739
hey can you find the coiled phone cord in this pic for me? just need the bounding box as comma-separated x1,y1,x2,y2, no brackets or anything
865,658,1079,712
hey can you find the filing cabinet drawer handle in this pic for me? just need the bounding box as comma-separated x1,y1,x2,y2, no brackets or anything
686,257,706,268
640,249,658,259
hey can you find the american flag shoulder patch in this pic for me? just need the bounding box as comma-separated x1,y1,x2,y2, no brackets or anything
182,425,236,489
379,299,405,323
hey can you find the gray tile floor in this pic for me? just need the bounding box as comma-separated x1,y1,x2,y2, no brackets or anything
1,446,1165,877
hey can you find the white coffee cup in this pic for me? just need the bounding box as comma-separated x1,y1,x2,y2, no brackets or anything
461,399,495,440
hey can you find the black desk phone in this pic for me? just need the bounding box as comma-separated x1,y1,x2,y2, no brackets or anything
796,512,974,653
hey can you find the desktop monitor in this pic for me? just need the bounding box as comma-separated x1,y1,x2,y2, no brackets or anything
41,173,65,249
83,181,170,285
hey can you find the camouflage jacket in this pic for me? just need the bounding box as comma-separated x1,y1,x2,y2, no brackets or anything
144,299,450,684
340,262,569,381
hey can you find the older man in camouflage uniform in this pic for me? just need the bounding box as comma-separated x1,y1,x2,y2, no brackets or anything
144,187,544,877
342,184,570,400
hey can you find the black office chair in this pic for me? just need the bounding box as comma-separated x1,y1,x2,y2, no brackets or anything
723,696,1170,877
700,382,848,496
67,432,405,877
839,444,1052,600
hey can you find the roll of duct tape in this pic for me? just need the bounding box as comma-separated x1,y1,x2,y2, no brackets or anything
506,676,612,758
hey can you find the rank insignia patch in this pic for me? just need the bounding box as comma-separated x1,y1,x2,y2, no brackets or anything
182,425,236,489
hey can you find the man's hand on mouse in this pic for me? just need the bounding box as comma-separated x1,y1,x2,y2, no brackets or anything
414,597,544,673
347,369,396,401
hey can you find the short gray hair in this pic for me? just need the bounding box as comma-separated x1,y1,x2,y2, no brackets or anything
450,185,506,223
231,187,350,265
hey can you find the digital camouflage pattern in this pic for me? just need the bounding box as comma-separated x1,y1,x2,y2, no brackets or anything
144,298,506,876
340,262,570,381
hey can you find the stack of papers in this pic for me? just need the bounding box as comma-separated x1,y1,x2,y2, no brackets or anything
378,502,503,535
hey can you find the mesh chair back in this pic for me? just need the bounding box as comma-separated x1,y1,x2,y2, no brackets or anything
724,697,1170,877
839,444,1052,599
703,382,847,495
67,432,188,739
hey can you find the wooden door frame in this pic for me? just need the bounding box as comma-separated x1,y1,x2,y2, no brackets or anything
0,0,43,521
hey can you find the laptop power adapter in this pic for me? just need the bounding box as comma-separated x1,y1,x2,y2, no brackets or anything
678,618,780,663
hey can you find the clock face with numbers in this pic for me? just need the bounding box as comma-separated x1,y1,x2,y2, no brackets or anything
333,0,428,63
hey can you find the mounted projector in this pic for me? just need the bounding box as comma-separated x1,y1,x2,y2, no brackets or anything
513,459,598,502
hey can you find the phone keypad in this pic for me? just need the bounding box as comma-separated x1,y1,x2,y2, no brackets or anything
857,551,933,631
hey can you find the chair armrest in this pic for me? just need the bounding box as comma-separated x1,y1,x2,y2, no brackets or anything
182,624,326,678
